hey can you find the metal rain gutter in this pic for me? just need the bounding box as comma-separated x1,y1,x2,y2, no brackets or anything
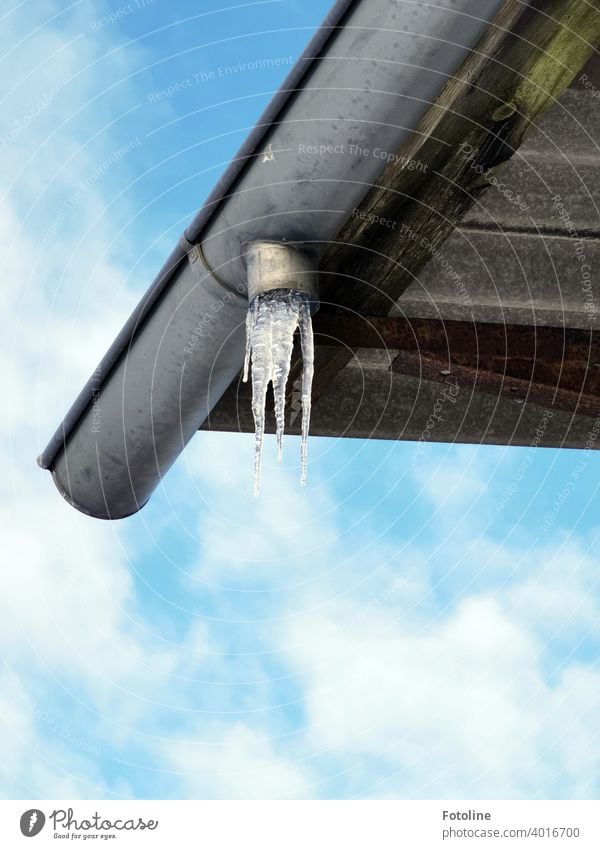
38,0,506,519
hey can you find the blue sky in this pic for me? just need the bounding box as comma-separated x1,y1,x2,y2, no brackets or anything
2,0,599,800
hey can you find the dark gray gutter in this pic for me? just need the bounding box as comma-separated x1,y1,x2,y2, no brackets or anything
38,0,507,518
38,0,358,471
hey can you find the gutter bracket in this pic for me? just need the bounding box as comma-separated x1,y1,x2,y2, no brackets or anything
179,233,246,301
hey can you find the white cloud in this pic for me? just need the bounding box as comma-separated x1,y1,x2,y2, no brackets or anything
168,410,600,798
282,591,599,799
0,668,109,799
0,0,192,796
163,722,311,799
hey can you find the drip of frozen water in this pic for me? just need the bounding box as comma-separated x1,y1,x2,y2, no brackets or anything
243,289,314,496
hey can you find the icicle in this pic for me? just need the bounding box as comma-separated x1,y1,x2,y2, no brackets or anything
271,297,300,462
298,300,314,486
242,303,255,384
243,289,314,495
245,297,274,497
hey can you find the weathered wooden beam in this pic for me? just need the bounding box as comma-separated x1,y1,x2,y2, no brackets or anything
312,314,597,359
389,350,598,418
310,314,600,417
205,314,599,431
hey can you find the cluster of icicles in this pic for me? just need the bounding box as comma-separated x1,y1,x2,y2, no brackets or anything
243,289,314,496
